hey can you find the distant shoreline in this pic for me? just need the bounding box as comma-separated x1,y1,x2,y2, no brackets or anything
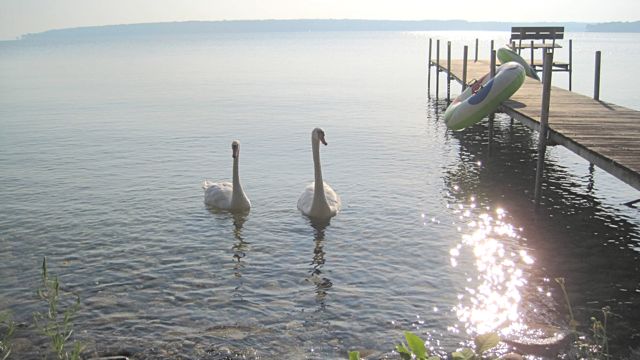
14,19,640,41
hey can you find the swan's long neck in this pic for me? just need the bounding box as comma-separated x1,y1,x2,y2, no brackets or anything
311,137,329,213
231,155,248,208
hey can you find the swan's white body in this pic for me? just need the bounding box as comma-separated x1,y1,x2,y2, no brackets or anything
297,128,341,218
203,140,251,212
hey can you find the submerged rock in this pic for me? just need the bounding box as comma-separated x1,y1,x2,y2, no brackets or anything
500,353,524,360
502,325,571,357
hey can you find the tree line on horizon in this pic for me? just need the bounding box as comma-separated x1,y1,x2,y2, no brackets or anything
17,19,640,41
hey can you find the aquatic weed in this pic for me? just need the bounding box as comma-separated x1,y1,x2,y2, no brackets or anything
556,277,612,359
32,257,83,360
0,311,15,360
588,306,611,359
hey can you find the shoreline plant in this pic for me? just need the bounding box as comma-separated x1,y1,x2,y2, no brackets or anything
32,257,83,360
0,311,15,360
556,277,611,359
350,331,500,360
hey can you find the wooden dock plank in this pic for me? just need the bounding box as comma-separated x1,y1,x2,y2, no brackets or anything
431,58,640,191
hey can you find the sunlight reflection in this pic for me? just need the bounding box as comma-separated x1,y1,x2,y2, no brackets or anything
449,202,535,337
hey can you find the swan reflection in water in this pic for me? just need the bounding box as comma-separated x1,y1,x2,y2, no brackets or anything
205,208,250,298
231,213,249,279
307,218,333,311
229,212,250,301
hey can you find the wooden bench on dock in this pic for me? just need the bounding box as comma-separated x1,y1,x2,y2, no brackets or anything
509,26,573,88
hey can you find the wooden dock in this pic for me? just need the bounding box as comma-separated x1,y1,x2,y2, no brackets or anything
431,58,640,193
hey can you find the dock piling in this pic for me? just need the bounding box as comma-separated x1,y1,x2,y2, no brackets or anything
489,41,498,75
447,41,451,102
535,51,554,205
428,38,432,96
474,38,478,62
530,40,534,66
462,45,468,91
569,39,573,91
488,50,496,153
436,40,440,99
594,51,601,101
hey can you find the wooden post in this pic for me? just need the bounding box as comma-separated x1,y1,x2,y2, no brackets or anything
568,39,573,91
428,38,432,96
530,40,534,66
518,38,522,55
594,51,601,101
447,41,451,102
588,162,595,193
475,38,478,62
534,51,554,205
489,53,497,82
488,50,496,153
462,45,468,91
436,39,440,99
490,50,496,77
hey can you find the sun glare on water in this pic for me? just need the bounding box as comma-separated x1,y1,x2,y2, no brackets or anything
448,202,534,337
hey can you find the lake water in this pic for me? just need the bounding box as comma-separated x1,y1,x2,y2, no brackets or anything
1,30,639,359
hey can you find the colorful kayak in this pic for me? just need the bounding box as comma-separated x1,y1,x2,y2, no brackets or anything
444,62,525,131
497,47,540,80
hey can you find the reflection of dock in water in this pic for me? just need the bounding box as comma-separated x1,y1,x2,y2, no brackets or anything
441,109,640,355
431,56,640,196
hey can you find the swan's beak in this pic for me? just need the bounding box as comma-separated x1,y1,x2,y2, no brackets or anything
319,133,327,146
232,144,239,158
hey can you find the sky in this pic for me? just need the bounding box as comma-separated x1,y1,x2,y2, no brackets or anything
1,0,639,40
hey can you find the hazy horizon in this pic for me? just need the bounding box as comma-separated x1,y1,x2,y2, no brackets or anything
1,0,639,40
6,18,640,43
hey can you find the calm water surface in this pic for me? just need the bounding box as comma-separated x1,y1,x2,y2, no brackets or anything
0,31,639,359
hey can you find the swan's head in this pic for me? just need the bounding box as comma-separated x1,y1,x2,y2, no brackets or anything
312,128,327,146
231,140,240,159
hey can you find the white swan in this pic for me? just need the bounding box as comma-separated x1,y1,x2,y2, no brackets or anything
297,128,341,218
203,140,251,212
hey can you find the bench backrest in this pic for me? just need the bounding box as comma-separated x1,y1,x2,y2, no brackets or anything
511,26,564,41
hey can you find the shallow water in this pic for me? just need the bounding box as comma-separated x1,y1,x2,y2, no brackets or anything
0,31,639,359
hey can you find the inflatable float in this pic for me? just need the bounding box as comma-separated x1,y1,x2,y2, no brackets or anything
444,62,525,131
497,47,540,80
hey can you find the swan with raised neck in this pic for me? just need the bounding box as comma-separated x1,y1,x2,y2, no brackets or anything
203,140,251,212
297,128,341,218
